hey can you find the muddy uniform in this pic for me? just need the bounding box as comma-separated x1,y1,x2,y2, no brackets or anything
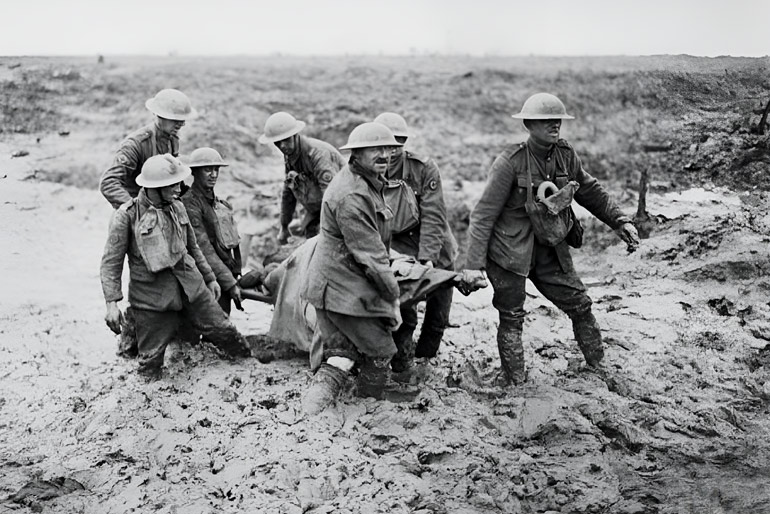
182,185,241,314
100,123,180,356
466,138,631,344
100,190,250,375
100,123,180,209
386,151,458,366
281,135,345,237
301,162,399,363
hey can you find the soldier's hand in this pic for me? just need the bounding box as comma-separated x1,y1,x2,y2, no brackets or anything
456,269,488,296
389,299,403,332
208,281,222,301
277,226,291,245
105,301,123,335
229,285,244,311
617,222,640,253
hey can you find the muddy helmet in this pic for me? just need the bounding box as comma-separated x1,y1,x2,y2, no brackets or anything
145,89,197,121
339,122,403,150
187,147,229,168
258,112,306,144
512,93,575,120
136,154,191,188
373,112,409,138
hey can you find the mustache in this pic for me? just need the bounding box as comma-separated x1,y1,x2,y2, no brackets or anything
375,157,389,164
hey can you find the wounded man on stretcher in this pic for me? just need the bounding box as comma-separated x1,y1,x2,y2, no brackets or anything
236,237,486,370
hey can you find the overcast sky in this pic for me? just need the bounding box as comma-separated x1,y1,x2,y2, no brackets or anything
1,0,767,57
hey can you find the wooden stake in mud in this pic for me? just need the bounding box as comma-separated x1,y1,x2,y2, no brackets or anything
634,165,654,239
758,97,770,136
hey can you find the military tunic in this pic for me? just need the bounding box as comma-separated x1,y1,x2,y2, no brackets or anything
280,135,345,234
100,123,179,209
182,185,241,293
386,151,457,269
466,139,631,275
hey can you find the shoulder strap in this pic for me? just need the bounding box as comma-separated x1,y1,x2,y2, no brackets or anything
525,147,534,204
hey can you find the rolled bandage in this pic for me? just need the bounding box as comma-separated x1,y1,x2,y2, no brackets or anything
537,181,559,203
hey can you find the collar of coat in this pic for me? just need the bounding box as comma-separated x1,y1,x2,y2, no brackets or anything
350,160,387,193
190,181,216,203
527,137,555,160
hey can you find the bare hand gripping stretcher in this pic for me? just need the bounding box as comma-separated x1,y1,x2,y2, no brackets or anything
237,237,485,368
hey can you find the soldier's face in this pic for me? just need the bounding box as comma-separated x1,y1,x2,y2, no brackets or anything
155,182,182,205
274,135,296,156
193,166,220,190
389,136,407,158
157,116,186,137
356,146,392,174
526,119,561,145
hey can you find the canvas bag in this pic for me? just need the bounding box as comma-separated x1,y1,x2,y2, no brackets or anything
523,149,574,247
383,179,420,234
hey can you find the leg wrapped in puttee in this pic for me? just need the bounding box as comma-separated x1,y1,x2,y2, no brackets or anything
570,309,604,367
302,363,350,415
415,286,453,358
497,318,526,385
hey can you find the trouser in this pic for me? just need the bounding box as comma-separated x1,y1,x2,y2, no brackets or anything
176,285,233,343
301,211,320,239
392,284,454,366
133,291,250,375
486,244,593,326
316,309,397,364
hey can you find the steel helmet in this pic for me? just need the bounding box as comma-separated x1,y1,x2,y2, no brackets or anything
258,112,306,144
339,122,403,150
512,93,575,120
136,154,191,188
145,89,197,121
187,147,229,168
373,112,409,138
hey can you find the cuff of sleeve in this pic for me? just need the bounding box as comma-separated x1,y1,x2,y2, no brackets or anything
104,293,123,303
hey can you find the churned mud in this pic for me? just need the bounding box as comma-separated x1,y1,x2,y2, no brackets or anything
2,56,770,513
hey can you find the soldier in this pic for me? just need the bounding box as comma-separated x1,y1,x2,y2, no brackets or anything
181,147,243,315
100,88,196,208
100,88,196,357
100,154,251,380
258,112,345,244
299,122,404,414
373,112,458,373
461,93,640,385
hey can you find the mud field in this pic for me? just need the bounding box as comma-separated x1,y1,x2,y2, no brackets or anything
1,56,770,513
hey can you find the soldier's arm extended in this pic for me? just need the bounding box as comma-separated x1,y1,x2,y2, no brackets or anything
571,153,632,229
101,209,131,303
186,199,238,291
416,158,449,264
336,194,399,302
465,153,517,270
100,141,141,209
280,180,297,229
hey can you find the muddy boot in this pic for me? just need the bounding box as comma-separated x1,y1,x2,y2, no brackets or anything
302,363,349,415
571,311,604,367
497,321,526,385
391,329,416,374
356,358,391,400
414,329,442,359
